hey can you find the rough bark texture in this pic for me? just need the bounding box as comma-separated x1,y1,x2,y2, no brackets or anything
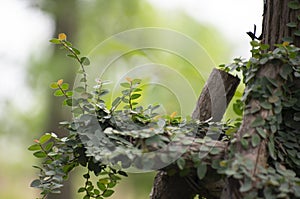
224,1,300,198
262,0,300,48
150,69,240,199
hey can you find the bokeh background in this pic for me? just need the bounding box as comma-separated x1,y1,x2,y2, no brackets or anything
0,0,262,198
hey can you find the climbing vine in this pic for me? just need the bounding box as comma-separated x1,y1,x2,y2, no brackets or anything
29,17,300,198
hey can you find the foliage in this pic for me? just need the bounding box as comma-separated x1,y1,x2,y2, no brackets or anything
29,34,232,199
219,40,300,198
30,29,300,199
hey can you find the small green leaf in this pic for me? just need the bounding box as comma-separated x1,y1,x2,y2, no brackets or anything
75,86,85,93
39,134,52,144
102,190,114,197
50,82,59,89
288,1,300,9
71,47,81,55
260,101,272,109
81,57,90,66
239,177,252,192
120,82,131,88
61,83,69,90
241,138,249,149
28,144,41,151
268,141,276,160
30,179,41,187
44,142,54,151
63,98,73,106
112,97,121,108
66,91,73,97
196,163,207,180
117,170,128,177
54,90,64,96
294,30,300,36
280,64,293,80
83,195,90,199
256,127,267,139
33,151,47,158
132,79,141,85
260,44,270,50
176,158,186,170
130,93,141,100
287,22,298,28
49,38,61,44
294,112,300,121
97,182,106,191
259,57,269,65
251,116,265,128
78,187,85,193
251,134,261,147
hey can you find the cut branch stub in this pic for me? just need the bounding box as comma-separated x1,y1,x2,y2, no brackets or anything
150,68,240,199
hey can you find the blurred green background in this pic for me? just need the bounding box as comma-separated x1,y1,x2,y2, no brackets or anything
0,0,263,198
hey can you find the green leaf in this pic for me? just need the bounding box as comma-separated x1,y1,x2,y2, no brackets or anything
294,112,300,121
97,182,106,191
132,79,142,85
107,181,117,188
196,163,207,180
49,38,61,44
176,158,186,170
280,64,293,80
251,134,261,147
44,142,54,151
75,86,85,93
61,83,69,90
33,151,47,158
288,1,300,9
256,127,267,139
259,57,269,65
241,138,249,149
251,116,265,128
130,93,141,100
71,47,81,55
81,57,90,66
39,134,52,144
83,195,90,199
54,90,64,96
117,170,128,177
67,54,77,59
260,44,270,50
30,179,41,187
78,187,85,193
294,30,300,36
102,190,114,197
287,22,298,28
28,144,41,151
63,98,73,106
112,97,121,108
239,177,252,192
66,91,73,97
260,101,272,109
120,82,131,88
268,141,276,160
50,82,59,89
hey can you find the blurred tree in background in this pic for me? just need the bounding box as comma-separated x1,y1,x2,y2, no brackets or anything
0,0,234,198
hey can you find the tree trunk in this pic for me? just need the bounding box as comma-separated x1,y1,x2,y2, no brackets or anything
150,69,240,199
41,0,78,198
262,0,300,49
225,0,300,198
151,1,300,198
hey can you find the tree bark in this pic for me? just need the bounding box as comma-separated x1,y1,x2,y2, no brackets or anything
224,1,300,198
262,0,300,48
150,69,240,199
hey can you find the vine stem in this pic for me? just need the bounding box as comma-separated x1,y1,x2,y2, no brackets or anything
60,40,88,92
